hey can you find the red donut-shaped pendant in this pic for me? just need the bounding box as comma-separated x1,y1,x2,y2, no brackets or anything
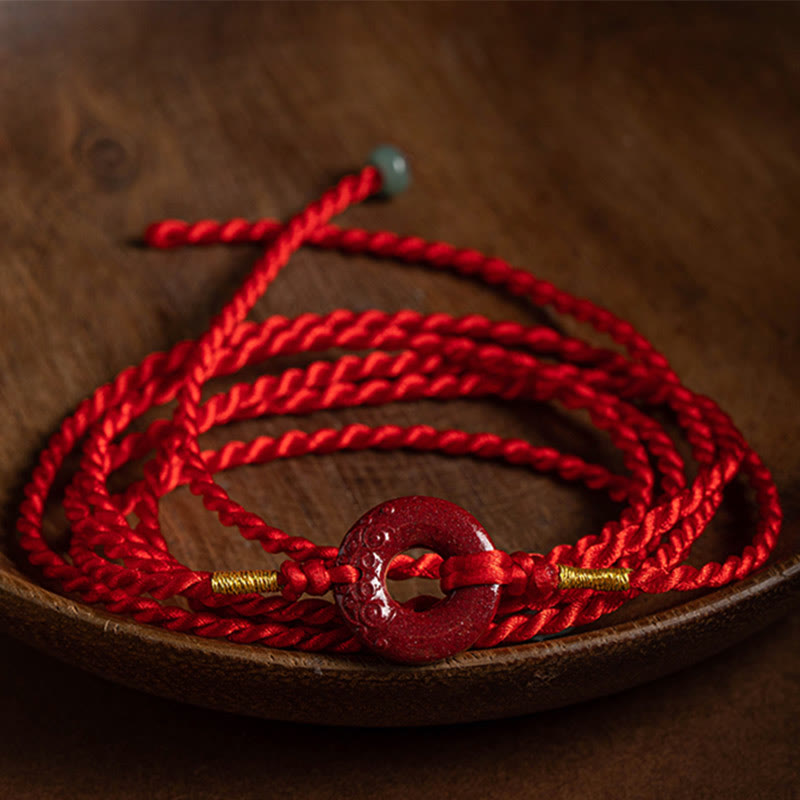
334,496,501,664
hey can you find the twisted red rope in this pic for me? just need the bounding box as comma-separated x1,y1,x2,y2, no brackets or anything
16,165,782,653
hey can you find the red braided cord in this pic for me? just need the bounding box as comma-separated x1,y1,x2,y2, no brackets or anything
16,166,782,653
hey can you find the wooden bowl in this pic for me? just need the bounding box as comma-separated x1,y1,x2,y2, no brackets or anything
2,161,798,726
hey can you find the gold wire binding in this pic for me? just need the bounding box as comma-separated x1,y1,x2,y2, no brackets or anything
210,566,630,595
558,565,632,592
210,570,281,595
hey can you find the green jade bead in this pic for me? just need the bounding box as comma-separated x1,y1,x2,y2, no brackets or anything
367,145,411,197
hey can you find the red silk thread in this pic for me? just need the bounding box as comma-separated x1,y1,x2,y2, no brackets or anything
16,165,782,654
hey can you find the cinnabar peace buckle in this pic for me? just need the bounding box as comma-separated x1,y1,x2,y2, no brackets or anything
333,496,501,664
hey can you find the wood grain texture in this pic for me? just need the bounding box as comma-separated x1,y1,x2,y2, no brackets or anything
0,0,798,794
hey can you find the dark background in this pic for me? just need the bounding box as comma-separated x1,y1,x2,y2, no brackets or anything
1,3,798,797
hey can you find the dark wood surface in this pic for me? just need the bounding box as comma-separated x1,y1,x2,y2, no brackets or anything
1,1,799,796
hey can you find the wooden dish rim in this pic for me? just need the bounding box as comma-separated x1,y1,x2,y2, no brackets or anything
1,551,798,677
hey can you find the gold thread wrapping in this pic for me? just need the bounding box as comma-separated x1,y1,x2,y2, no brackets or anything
557,565,631,592
210,570,280,595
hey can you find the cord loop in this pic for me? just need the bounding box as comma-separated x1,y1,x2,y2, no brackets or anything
15,155,782,658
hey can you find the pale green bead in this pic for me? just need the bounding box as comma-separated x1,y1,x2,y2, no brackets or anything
367,145,411,197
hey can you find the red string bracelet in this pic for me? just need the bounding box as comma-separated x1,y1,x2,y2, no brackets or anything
16,146,783,664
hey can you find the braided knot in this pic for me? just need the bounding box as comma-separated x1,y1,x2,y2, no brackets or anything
279,559,358,600
507,552,558,601
439,550,558,601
